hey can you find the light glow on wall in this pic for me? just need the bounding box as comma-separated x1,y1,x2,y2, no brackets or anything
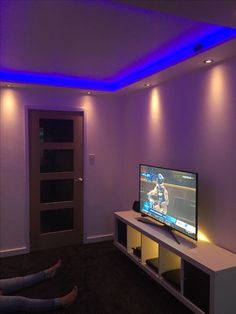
198,230,211,242
149,88,162,122
1,89,19,122
207,67,228,110
204,65,230,138
81,95,96,126
146,88,167,158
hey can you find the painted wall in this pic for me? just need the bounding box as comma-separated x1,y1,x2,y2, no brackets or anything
0,89,28,255
0,87,124,256
1,56,235,256
121,56,236,253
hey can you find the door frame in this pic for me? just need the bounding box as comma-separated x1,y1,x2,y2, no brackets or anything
28,108,84,251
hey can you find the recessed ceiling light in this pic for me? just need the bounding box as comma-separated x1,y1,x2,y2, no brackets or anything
7,83,11,87
87,91,92,95
144,83,151,87
204,59,214,64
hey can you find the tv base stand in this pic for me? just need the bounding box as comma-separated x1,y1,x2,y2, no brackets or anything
163,225,181,245
137,216,181,244
114,210,236,314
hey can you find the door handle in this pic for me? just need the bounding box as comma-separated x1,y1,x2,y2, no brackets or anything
74,177,83,182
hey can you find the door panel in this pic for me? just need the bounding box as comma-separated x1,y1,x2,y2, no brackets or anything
29,110,83,251
40,179,74,203
40,149,74,173
40,118,74,142
40,208,74,233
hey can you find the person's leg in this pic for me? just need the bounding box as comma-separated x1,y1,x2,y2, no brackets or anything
0,260,61,294
0,286,77,312
0,295,58,312
0,271,46,295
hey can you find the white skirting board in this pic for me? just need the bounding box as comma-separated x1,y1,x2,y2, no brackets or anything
85,233,114,243
0,246,29,257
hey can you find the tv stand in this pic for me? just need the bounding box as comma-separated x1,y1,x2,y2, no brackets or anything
137,217,180,244
163,225,180,245
137,216,159,226
114,210,236,314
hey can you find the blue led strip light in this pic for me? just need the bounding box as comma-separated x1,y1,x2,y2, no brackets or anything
0,71,118,91
1,26,236,91
116,27,236,88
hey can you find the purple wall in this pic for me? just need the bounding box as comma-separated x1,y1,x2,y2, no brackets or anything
0,87,124,255
121,56,236,252
1,56,236,255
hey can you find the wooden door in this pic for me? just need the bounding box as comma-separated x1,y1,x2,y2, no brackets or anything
29,110,83,251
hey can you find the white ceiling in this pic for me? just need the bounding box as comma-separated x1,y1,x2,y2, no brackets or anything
0,0,236,93
116,1,236,29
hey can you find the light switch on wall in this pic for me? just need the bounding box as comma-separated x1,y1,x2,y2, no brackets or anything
89,154,95,164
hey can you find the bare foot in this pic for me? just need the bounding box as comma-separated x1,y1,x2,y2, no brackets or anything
46,259,62,278
59,286,78,308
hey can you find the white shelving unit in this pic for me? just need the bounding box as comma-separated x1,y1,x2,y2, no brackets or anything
114,210,236,314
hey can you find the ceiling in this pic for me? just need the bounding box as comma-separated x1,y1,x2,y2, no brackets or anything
0,0,236,93
116,1,236,29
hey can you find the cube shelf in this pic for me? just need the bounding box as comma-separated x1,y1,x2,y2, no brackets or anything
114,210,236,314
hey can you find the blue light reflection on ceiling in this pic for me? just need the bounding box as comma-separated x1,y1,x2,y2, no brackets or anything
1,26,236,91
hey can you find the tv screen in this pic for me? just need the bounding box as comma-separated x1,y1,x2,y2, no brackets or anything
139,164,198,241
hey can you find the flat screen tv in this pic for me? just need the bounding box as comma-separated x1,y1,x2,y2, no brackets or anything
139,164,198,243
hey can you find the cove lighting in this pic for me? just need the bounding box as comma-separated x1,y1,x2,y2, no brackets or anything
0,26,235,92
0,71,118,91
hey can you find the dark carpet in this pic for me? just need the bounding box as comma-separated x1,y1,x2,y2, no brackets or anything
0,241,193,313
